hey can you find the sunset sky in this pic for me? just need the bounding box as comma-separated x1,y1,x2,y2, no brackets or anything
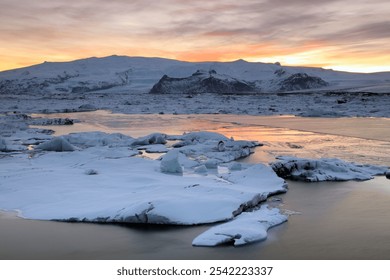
1,0,389,72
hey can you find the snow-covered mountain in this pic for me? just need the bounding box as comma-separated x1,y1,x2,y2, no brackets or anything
0,55,389,94
150,70,330,94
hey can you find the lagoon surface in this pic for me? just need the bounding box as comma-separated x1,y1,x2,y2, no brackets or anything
1,112,390,259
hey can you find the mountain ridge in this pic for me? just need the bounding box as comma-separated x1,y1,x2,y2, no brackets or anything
1,55,389,94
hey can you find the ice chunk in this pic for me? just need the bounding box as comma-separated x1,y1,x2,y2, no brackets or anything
131,133,167,146
138,144,168,153
192,205,287,246
194,165,208,174
170,131,229,143
0,137,7,152
35,137,76,152
271,156,388,182
171,132,259,165
63,132,134,148
228,162,242,171
160,150,183,174
220,164,288,211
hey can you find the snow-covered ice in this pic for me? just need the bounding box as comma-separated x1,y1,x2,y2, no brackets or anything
169,131,260,166
192,205,287,246
160,150,183,174
0,131,287,226
35,136,76,152
271,156,388,182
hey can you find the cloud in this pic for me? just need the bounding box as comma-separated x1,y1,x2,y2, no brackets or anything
0,0,389,71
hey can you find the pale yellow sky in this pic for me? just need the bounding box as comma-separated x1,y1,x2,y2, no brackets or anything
1,0,389,72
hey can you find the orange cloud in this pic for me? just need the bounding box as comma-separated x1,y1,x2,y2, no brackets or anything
1,0,389,72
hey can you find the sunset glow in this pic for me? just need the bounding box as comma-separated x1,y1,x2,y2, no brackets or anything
1,0,389,72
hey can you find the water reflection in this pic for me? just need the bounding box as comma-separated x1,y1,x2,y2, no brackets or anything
31,111,390,166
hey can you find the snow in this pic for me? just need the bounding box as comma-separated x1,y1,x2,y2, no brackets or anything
160,150,183,174
63,132,134,148
271,156,388,182
131,133,167,146
169,132,260,166
0,131,287,226
138,144,168,153
35,136,76,152
1,55,389,96
0,137,7,151
192,205,287,246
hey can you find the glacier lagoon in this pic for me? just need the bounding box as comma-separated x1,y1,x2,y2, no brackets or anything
1,111,390,259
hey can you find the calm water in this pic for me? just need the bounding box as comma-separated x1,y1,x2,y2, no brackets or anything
1,112,389,259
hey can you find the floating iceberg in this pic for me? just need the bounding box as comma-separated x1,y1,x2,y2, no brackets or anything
35,136,76,152
0,131,286,226
193,205,287,246
271,156,388,182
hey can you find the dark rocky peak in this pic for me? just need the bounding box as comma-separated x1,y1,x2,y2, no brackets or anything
279,73,329,91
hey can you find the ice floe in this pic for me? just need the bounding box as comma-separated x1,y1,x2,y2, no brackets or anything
63,132,134,148
192,205,287,246
0,131,287,226
35,136,76,152
169,131,261,166
271,156,388,182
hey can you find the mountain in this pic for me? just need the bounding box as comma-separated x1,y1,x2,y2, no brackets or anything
0,55,389,94
150,70,258,94
150,70,330,94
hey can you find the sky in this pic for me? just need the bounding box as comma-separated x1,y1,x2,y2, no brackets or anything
0,0,389,72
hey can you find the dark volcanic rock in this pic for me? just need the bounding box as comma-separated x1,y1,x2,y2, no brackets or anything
279,73,328,91
150,70,258,94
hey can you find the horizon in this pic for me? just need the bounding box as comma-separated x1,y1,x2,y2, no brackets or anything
1,1,389,73
1,54,390,75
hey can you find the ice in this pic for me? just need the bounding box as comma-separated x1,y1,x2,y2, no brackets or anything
170,131,230,144
35,136,76,152
0,137,7,152
63,132,134,148
194,165,208,174
160,150,183,174
170,132,260,166
271,156,388,182
0,131,287,225
192,205,287,246
131,133,167,146
138,144,168,153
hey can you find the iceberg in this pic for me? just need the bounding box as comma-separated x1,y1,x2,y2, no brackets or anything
192,205,287,246
35,136,76,152
271,156,388,182
0,131,286,226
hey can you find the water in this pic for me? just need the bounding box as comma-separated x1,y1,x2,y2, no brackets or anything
2,112,390,259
